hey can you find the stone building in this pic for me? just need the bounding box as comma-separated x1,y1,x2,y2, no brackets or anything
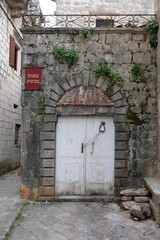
53,0,156,14
0,0,29,175
19,0,159,202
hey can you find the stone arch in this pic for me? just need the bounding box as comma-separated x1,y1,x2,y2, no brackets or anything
39,79,129,199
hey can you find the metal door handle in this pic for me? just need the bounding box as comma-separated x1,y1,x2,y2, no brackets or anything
81,143,84,153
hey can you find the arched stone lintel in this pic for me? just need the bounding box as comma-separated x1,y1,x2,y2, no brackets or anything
45,85,128,117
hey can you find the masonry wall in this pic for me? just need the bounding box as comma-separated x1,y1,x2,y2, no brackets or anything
157,1,160,177
21,27,157,199
0,0,22,175
54,0,156,14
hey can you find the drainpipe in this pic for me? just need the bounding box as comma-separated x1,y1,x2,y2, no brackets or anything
157,0,160,177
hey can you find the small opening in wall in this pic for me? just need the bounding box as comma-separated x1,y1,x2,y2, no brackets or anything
13,104,18,109
15,124,21,145
96,19,114,28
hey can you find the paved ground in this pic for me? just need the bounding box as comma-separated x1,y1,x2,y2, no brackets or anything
0,171,160,240
0,170,25,240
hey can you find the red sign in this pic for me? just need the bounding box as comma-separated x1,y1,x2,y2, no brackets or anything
25,67,42,90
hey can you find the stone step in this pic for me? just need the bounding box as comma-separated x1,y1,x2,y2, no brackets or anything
144,177,160,224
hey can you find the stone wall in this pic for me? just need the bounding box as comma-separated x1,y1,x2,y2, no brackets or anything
157,1,160,177
21,26,157,199
53,0,156,14
0,0,22,174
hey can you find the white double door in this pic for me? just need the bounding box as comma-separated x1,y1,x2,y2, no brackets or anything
55,116,115,195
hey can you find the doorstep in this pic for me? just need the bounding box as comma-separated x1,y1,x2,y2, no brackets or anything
38,195,114,202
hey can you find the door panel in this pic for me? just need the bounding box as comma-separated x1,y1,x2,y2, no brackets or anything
56,116,115,196
85,116,115,195
55,116,85,195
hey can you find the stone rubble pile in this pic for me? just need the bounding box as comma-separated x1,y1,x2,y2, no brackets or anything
120,188,151,221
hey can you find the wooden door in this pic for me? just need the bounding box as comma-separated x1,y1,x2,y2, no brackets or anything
55,116,115,195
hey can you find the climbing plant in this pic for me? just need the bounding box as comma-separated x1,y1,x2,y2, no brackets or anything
37,93,47,114
79,28,91,39
131,63,145,77
92,59,123,85
126,62,156,125
53,45,78,66
145,17,159,48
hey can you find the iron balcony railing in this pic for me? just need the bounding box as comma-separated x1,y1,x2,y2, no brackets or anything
22,14,156,29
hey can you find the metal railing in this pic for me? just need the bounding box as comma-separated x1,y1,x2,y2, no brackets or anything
22,14,156,29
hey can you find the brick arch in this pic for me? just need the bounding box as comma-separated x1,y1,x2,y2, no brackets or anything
39,80,129,200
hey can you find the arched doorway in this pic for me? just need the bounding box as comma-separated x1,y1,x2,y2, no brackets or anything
55,86,115,196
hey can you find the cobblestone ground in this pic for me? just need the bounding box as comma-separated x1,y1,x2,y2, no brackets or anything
8,202,160,240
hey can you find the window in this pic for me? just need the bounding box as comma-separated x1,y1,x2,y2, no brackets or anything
9,35,19,70
96,19,114,28
15,124,21,145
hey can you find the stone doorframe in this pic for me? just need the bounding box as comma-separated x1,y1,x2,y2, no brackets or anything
38,81,129,201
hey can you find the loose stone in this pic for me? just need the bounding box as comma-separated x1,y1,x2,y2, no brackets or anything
134,196,150,203
120,188,149,196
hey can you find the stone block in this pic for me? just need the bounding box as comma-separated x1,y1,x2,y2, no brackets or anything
52,84,64,97
45,107,56,114
115,169,128,178
43,141,55,150
115,123,127,132
133,52,151,65
100,80,109,91
40,132,55,141
115,150,128,159
114,115,127,123
134,197,150,203
121,201,136,210
120,188,149,196
115,106,127,115
132,34,144,41
83,69,90,86
110,91,123,102
113,53,122,65
43,123,56,132
40,168,54,177
42,177,54,186
49,91,59,102
122,53,132,64
115,160,126,168
128,42,138,52
45,99,57,107
60,81,70,91
115,132,128,141
39,186,55,196
68,77,77,88
44,115,56,123
150,200,160,224
43,159,54,168
40,150,55,158
114,98,127,108
114,178,127,187
75,75,83,86
115,142,128,150
97,106,114,115
122,196,133,201
130,203,151,220
96,77,105,88
105,54,114,64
